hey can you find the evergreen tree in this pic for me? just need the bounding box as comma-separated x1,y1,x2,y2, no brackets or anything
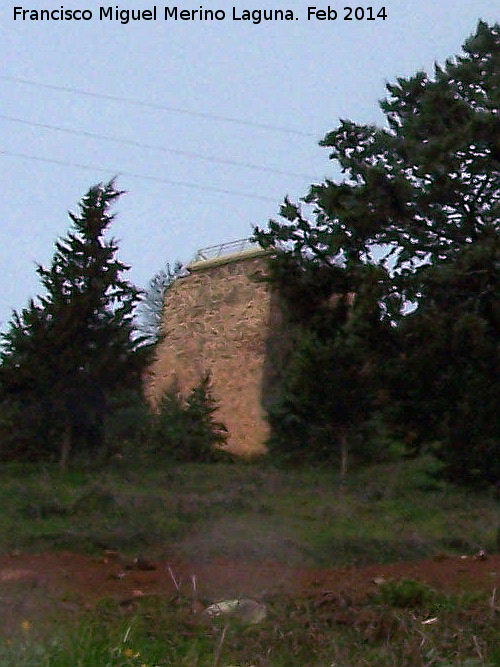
256,20,500,316
264,266,393,470
0,180,142,467
149,373,228,462
254,22,500,477
390,238,500,482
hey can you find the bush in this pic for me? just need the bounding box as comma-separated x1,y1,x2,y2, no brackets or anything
372,578,436,608
102,390,152,459
149,373,229,462
0,398,53,462
0,376,230,466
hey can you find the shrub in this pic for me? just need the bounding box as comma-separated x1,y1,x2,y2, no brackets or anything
0,398,53,462
372,578,436,608
103,390,152,457
149,373,229,462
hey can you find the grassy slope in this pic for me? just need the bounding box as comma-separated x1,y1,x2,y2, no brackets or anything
2,455,500,666
0,455,498,564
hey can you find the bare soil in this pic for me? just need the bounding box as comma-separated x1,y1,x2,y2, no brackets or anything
1,550,499,638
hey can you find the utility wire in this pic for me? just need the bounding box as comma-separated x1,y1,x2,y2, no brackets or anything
0,149,279,202
0,74,317,138
0,113,313,179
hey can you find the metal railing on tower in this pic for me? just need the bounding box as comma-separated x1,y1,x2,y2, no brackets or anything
192,238,259,262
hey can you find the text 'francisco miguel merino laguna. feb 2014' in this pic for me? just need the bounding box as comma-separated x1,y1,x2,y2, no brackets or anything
13,5,388,23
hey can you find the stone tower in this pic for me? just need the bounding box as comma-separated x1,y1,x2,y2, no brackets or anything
145,240,272,456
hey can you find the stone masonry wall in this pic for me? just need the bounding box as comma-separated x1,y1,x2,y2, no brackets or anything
145,256,271,455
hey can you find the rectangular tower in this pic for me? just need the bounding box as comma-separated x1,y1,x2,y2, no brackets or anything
146,242,271,456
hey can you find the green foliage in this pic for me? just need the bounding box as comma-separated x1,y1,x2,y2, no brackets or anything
387,237,500,482
0,398,51,462
255,21,500,482
262,258,398,469
102,390,152,458
267,325,379,468
2,584,500,667
0,181,142,466
149,373,229,462
0,455,499,567
372,578,436,608
0,458,499,667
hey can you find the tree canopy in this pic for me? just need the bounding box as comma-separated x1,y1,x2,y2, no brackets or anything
0,181,143,466
254,21,500,480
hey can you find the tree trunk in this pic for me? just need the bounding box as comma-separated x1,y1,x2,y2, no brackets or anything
340,430,348,479
59,422,72,471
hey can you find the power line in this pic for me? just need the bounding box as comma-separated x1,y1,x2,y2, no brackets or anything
0,149,280,203
0,113,313,179
0,74,317,138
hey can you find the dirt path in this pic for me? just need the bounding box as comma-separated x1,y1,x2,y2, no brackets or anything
1,549,499,638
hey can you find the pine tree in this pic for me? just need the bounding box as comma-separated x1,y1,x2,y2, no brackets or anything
149,373,228,462
0,180,142,467
256,21,500,317
254,22,500,477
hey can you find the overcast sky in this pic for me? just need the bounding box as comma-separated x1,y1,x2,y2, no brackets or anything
1,0,498,331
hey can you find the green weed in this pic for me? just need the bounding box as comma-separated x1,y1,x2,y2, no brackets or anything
1,456,500,564
372,578,436,608
2,592,500,667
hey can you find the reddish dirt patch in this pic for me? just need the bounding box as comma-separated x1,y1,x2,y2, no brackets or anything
1,549,499,630
0,548,498,643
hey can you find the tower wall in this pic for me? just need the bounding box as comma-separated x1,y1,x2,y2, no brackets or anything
146,254,271,455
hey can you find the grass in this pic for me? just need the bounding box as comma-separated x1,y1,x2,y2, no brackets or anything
0,455,499,563
2,454,500,665
2,587,500,666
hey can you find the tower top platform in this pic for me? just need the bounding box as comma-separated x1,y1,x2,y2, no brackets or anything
186,238,268,272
